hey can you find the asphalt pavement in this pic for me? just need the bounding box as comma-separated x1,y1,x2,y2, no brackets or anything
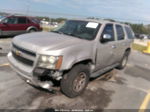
0,38,150,112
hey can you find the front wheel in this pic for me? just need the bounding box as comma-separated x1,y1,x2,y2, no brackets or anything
60,64,90,98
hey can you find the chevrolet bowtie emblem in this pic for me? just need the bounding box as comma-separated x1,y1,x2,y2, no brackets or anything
15,50,21,56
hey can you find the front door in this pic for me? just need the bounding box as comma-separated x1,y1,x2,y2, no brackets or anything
0,17,28,35
0,16,18,35
95,23,116,71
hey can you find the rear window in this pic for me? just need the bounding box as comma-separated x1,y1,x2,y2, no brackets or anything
30,18,40,24
125,26,135,39
116,25,125,40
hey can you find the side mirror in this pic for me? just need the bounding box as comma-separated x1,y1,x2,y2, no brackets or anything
103,34,112,40
101,34,112,43
1,22,7,25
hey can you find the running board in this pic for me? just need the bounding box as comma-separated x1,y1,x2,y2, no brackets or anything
91,63,119,78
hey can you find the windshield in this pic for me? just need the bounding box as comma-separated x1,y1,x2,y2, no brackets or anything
0,16,5,21
52,20,100,40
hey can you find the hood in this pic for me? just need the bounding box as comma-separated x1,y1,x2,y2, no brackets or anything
13,32,87,52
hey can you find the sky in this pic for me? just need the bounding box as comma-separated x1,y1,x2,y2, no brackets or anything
0,0,150,24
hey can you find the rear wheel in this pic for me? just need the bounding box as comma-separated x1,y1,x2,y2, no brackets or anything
60,64,90,98
117,51,130,69
28,29,36,33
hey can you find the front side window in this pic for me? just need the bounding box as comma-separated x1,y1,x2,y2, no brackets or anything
116,25,125,40
101,24,115,43
2,17,17,24
52,20,101,40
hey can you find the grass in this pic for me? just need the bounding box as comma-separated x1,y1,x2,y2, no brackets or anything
132,43,147,52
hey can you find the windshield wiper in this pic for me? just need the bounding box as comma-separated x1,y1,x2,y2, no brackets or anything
51,31,83,39
65,33,83,39
51,31,64,34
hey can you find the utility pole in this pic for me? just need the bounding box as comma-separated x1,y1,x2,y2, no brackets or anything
49,16,51,25
26,0,30,16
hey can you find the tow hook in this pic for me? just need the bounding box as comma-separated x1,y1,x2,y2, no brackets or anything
40,82,57,94
39,81,53,91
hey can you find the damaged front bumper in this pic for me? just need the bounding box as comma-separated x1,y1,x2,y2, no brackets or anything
7,52,62,90
10,63,54,90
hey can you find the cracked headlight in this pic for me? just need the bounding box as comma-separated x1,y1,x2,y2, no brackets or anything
38,55,63,69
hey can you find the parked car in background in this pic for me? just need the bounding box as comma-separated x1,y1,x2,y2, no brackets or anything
0,16,4,21
135,33,140,39
0,16,42,36
137,34,149,40
40,20,50,25
148,35,150,39
140,34,148,39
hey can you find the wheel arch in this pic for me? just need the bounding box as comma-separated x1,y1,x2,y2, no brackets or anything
125,47,131,55
0,30,2,35
67,59,94,73
26,26,37,32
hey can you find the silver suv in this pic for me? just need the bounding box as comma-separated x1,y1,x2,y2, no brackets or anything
7,19,134,98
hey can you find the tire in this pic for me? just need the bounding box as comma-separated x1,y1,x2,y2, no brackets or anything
117,51,130,70
60,64,90,98
28,29,36,33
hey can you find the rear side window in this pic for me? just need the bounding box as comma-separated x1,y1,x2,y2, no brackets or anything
125,26,134,39
18,17,27,24
116,25,125,40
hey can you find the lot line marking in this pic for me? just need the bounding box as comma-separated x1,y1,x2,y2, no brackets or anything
0,63,9,67
0,39,11,42
139,91,150,112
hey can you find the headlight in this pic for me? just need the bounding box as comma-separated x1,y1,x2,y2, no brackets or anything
48,56,57,64
38,55,63,69
41,56,48,62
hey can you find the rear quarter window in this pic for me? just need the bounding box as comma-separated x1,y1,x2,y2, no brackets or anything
125,26,135,39
30,18,40,24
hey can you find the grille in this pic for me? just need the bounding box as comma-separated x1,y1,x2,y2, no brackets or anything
12,44,36,57
12,51,34,66
12,44,36,66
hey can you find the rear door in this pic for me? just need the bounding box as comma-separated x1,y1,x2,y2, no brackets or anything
114,24,127,62
14,17,29,34
95,23,117,71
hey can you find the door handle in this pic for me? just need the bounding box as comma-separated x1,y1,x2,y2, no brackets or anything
112,45,116,49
